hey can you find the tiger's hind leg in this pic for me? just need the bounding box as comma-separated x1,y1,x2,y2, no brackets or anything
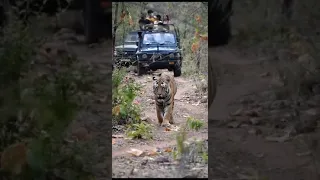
169,113,174,124
169,101,175,124
163,103,174,126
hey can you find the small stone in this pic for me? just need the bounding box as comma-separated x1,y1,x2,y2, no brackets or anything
244,110,259,117
155,156,170,163
232,108,244,116
227,121,241,128
130,168,139,175
200,96,208,103
303,108,320,116
250,117,263,125
260,72,270,77
141,116,152,122
248,128,262,135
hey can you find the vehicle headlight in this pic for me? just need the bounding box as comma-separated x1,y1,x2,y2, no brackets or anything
142,54,147,59
169,53,174,58
176,53,180,58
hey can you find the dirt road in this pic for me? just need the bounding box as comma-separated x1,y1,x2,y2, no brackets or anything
208,47,320,179
112,70,209,178
59,35,319,179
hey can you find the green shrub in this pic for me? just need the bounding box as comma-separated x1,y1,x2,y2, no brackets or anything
126,122,153,139
112,68,141,125
0,16,96,179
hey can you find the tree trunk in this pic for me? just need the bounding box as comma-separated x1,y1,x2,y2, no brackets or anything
112,2,119,52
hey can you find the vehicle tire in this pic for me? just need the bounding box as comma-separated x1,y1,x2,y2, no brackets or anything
83,0,99,44
173,64,181,77
137,64,145,76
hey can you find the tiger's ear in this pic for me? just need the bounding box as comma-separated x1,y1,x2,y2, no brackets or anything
153,73,161,81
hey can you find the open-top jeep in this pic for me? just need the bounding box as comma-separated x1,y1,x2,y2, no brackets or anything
135,23,183,77
113,31,140,68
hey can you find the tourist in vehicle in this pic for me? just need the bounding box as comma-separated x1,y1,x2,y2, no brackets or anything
163,14,170,24
146,10,156,23
138,12,152,30
154,14,163,25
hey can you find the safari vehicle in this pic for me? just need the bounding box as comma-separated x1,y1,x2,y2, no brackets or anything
135,23,183,77
113,31,140,68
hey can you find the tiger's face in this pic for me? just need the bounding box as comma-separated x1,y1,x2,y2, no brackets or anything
153,75,170,101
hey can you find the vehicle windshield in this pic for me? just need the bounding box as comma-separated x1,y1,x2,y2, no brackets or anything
142,33,176,45
124,33,139,42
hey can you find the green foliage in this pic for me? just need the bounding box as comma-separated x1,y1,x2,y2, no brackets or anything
126,122,153,139
186,116,204,131
112,68,142,125
201,152,208,163
173,125,187,160
172,117,206,162
0,14,96,179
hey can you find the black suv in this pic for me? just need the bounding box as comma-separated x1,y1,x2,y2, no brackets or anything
113,31,140,68
135,24,182,77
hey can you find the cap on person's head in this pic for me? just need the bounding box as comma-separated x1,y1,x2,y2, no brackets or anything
147,10,153,14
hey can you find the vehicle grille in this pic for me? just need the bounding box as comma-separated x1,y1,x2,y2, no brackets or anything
118,51,136,56
146,54,170,61
117,51,136,58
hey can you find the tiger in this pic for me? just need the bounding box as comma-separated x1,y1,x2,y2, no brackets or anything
152,73,177,127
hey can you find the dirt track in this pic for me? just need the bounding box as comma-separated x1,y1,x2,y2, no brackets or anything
65,39,319,179
111,70,209,178
208,47,320,179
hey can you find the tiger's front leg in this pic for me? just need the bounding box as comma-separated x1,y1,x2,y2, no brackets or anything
156,105,164,126
162,105,174,127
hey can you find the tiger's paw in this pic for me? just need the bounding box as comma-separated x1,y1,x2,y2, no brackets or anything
161,122,171,127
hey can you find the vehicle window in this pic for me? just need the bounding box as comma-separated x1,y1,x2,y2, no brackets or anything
142,33,176,45
124,33,139,42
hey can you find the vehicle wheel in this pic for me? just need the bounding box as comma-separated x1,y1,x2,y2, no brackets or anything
137,64,145,76
173,64,181,77
133,66,138,73
83,0,99,44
